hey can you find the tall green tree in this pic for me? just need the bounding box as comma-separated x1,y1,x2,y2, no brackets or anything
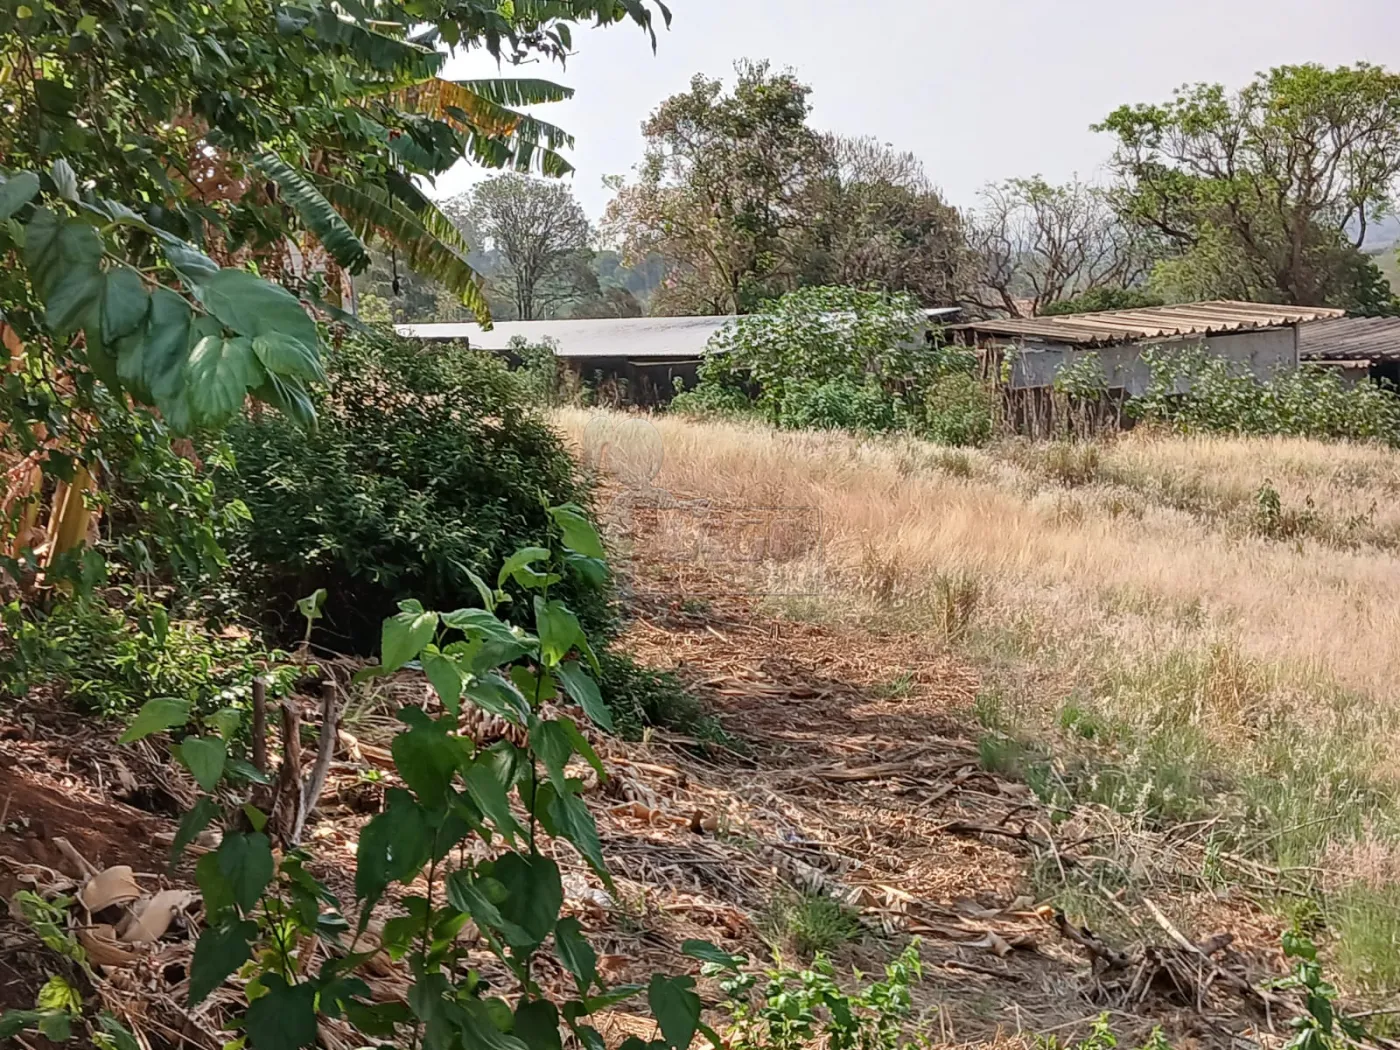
604,60,827,315
1097,63,1400,308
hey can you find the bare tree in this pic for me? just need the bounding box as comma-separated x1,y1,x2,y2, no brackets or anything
796,135,973,306
964,176,1157,317
464,174,593,320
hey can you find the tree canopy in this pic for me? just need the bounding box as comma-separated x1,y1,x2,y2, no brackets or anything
1098,63,1400,309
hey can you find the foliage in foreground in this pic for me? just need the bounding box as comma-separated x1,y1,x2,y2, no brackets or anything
4,508,727,1050
1128,346,1400,445
221,334,605,651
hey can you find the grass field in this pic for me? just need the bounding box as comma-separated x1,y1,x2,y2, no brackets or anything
558,409,1400,997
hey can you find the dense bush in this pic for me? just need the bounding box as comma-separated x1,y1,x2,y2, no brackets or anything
0,588,285,720
221,334,607,651
678,286,997,444
1129,345,1400,445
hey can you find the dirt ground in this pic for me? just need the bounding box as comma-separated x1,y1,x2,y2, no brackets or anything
0,490,1310,1050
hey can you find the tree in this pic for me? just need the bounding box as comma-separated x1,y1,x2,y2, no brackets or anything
604,60,827,315
0,0,667,572
1097,63,1400,307
460,175,594,320
1039,287,1165,316
796,136,971,306
964,176,1159,317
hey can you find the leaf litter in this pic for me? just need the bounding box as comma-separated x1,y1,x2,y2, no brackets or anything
0,484,1357,1050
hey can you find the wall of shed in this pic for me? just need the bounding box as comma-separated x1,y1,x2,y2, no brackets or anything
1006,327,1298,395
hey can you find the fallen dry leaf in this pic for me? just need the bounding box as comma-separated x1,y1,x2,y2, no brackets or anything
78,866,142,912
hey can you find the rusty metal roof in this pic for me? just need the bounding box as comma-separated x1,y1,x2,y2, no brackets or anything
1299,316,1400,363
951,300,1345,348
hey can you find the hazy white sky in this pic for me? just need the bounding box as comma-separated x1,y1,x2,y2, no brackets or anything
434,0,1400,221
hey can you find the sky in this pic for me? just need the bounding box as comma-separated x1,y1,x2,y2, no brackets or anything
433,0,1400,224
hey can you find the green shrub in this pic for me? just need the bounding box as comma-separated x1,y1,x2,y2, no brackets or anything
220,334,606,652
1129,346,1400,444
704,941,923,1050
0,589,286,720
597,649,728,743
781,377,901,434
669,378,758,419
920,371,995,446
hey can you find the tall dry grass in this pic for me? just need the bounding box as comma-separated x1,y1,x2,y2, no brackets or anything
557,409,1400,989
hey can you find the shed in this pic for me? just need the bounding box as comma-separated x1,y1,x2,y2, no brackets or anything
396,308,963,406
396,315,733,405
950,300,1346,397
1298,316,1400,386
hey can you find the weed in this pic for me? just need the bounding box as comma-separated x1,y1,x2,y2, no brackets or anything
1332,884,1400,995
872,671,916,700
761,891,863,957
596,649,731,746
704,941,926,1050
1269,932,1368,1050
932,569,980,643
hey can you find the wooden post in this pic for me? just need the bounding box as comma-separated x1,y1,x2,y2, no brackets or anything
251,678,268,774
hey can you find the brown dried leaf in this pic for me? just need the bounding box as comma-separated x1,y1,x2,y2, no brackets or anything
78,866,142,912
120,889,197,943
79,923,143,966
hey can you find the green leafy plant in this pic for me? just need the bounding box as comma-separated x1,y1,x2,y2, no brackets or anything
1269,932,1368,1050
701,941,924,1050
221,334,607,651
761,892,863,958
1129,346,1400,445
0,587,290,721
91,506,723,1050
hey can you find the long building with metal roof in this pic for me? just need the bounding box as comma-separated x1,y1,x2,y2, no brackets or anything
950,301,1344,349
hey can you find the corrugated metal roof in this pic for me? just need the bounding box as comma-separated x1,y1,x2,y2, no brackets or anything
394,315,732,359
395,308,962,359
951,300,1345,348
1299,316,1400,363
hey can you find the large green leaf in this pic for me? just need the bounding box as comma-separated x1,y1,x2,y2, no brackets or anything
180,736,227,792
554,917,599,994
119,697,190,743
546,789,608,880
462,672,530,724
382,601,439,672
316,177,492,321
253,153,370,274
0,171,40,220
187,919,256,1006
444,869,531,947
549,503,605,559
118,286,192,405
489,852,563,952
554,660,611,732
252,332,325,386
647,975,701,1050
171,796,220,867
24,208,104,337
497,547,554,589
514,1000,562,1050
534,597,583,666
186,334,264,426
195,268,320,351
529,719,574,791
244,974,318,1050
461,751,525,842
456,78,574,107
422,649,463,717
390,716,460,805
99,265,149,345
355,789,432,903
201,832,275,914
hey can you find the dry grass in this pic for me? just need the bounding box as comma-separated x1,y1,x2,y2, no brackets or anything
557,409,1400,994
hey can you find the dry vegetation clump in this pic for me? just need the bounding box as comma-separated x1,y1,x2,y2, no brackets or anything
555,408,1400,998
